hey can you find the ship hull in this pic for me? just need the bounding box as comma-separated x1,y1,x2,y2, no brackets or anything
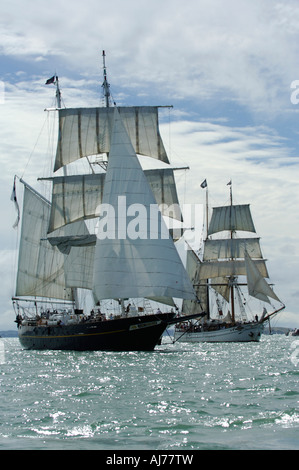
174,321,264,343
18,312,176,351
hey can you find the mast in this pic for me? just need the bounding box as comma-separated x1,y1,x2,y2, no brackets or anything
56,76,79,308
204,182,210,319
102,50,111,107
55,77,61,109
228,180,235,323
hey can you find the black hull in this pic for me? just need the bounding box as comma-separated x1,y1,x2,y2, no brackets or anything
18,312,176,351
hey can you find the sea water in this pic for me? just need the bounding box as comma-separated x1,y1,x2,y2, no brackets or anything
0,335,298,451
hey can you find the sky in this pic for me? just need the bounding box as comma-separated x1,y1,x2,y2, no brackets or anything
0,0,298,330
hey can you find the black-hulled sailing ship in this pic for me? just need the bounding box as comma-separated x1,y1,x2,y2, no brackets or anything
174,181,285,342
12,52,203,351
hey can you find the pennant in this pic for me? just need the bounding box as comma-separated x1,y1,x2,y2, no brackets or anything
10,176,20,229
227,180,232,186
200,179,207,188
45,75,56,85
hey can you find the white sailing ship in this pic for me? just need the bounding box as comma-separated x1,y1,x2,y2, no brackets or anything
174,181,285,343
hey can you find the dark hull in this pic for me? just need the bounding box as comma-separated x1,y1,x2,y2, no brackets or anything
18,312,176,351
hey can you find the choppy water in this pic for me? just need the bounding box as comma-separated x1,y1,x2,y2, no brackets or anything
0,335,298,450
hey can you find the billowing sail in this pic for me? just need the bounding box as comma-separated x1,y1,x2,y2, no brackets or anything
92,108,195,304
203,238,262,261
208,204,256,236
55,106,169,171
46,168,182,233
198,259,269,280
244,251,281,304
15,185,73,301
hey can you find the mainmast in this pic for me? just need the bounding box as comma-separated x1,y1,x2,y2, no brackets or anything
102,50,111,107
202,180,210,319
228,180,235,323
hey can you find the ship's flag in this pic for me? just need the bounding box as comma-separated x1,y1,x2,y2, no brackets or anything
10,176,20,229
45,75,56,85
200,179,207,188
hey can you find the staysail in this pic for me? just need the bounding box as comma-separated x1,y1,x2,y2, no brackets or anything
92,108,196,304
244,251,281,304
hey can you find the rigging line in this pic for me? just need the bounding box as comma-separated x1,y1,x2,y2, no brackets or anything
163,326,175,344
21,113,49,180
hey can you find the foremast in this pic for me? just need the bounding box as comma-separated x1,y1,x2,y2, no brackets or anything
102,50,111,108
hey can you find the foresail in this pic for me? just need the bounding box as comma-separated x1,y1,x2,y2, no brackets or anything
92,108,195,304
244,251,281,304
15,185,73,301
54,106,169,171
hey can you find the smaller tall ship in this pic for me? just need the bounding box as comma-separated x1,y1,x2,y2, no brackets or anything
11,52,204,351
174,181,285,343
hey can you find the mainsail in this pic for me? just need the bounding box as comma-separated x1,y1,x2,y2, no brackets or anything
92,108,196,304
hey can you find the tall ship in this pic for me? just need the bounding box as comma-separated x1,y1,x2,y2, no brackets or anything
174,181,285,343
11,52,204,351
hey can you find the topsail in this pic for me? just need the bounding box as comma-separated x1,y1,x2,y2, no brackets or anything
55,106,169,171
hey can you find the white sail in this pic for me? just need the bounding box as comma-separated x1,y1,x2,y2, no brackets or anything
16,185,73,301
244,251,281,304
92,108,196,303
48,220,95,291
64,244,95,291
182,249,208,314
208,204,256,236
203,238,262,261
210,277,230,302
55,106,169,171
198,259,269,280
46,168,182,233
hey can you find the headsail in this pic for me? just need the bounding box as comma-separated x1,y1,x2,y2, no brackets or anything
244,251,281,304
92,108,196,304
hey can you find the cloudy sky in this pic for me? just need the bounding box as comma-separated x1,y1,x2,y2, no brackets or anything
0,0,298,330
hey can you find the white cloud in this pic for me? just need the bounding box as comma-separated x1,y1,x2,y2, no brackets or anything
0,0,299,330
1,0,299,112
